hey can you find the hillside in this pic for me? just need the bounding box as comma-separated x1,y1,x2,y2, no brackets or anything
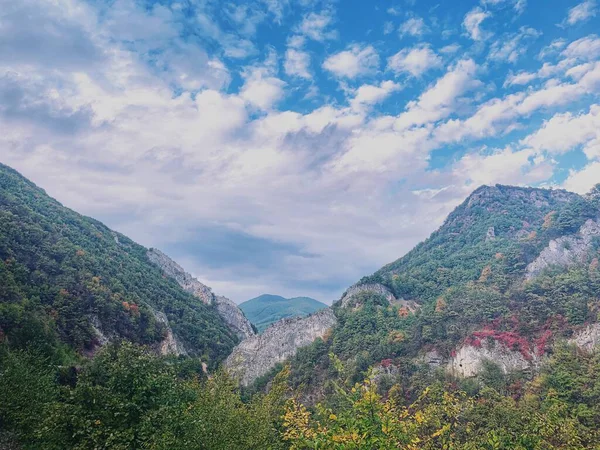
239,294,327,332
240,184,600,397
0,163,238,367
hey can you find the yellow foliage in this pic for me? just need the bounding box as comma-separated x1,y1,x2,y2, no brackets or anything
542,211,556,229
435,297,447,312
479,265,492,282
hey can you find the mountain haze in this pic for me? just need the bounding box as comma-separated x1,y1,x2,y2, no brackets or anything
239,294,327,332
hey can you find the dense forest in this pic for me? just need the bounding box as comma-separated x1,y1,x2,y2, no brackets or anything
2,163,600,449
0,163,237,365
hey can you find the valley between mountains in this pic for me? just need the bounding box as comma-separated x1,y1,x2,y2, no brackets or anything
2,162,600,449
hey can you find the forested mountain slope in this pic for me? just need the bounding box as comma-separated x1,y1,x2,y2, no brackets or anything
0,163,237,367
254,184,600,400
239,294,327,332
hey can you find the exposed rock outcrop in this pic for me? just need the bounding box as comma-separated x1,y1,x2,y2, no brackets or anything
447,341,538,378
214,295,256,341
420,349,444,369
570,323,600,352
340,283,396,307
225,308,337,386
147,248,213,304
153,310,188,356
526,219,600,279
147,248,255,340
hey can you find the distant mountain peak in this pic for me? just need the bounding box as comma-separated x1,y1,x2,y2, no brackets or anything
239,294,327,333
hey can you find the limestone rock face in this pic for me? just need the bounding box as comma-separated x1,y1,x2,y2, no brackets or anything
147,248,255,340
153,310,188,356
225,308,337,386
447,342,537,378
570,323,600,352
340,283,396,307
214,295,256,341
526,219,600,279
147,248,213,304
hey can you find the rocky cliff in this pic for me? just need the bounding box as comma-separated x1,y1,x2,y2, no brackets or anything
147,248,255,340
339,283,397,307
526,219,600,279
447,341,538,378
225,308,337,386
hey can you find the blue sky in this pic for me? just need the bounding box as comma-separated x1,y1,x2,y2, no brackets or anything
1,0,600,303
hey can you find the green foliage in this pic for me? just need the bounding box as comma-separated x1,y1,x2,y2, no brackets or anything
1,342,285,449
0,163,236,365
283,351,600,449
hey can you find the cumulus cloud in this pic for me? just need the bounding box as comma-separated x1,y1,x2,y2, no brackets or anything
463,7,491,41
562,35,600,60
387,45,442,77
3,0,600,303
488,27,541,64
284,49,311,79
322,44,380,79
563,162,600,193
349,80,402,110
399,17,428,37
564,0,597,26
522,105,600,158
394,59,480,129
297,10,337,42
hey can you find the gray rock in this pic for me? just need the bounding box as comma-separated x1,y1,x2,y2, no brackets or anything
526,219,600,279
147,248,255,340
214,295,256,341
421,349,444,368
225,308,337,386
153,310,188,356
147,248,213,305
447,341,538,378
339,283,396,307
570,323,600,352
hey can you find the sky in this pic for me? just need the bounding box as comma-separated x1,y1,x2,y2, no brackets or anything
1,0,600,304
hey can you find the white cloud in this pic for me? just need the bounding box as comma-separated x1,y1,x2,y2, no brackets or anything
488,27,541,64
297,10,337,42
322,44,379,79
394,59,480,130
463,7,491,41
284,49,311,79
539,38,567,59
399,17,428,37
504,71,537,87
481,0,527,14
435,71,599,145
440,44,461,54
452,147,552,188
383,21,395,35
3,0,600,304
349,80,402,110
522,104,600,158
387,45,442,77
564,0,597,26
563,161,600,193
562,34,600,60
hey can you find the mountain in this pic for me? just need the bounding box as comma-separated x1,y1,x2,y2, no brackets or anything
239,294,327,332
0,163,246,367
147,248,255,340
229,183,600,392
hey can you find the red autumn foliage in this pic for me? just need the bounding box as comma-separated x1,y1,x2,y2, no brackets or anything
534,329,552,355
380,358,393,368
470,328,533,361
